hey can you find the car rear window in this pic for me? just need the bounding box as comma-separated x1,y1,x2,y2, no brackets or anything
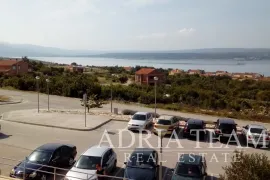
157,119,171,125
132,114,146,121
187,123,202,129
176,164,201,177
219,123,235,129
250,128,264,134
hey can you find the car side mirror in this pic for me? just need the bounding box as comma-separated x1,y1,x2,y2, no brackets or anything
124,162,127,165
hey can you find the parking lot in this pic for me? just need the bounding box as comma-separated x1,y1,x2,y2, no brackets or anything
1,118,270,180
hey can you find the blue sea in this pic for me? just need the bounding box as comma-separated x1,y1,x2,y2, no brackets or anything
30,57,270,76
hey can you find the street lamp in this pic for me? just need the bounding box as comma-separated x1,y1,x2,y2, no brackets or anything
110,74,113,113
157,129,167,180
154,76,158,119
35,76,40,113
46,78,50,111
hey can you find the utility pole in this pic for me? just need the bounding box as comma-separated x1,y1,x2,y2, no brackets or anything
83,93,87,127
154,76,158,118
35,76,40,113
110,75,113,113
46,78,50,111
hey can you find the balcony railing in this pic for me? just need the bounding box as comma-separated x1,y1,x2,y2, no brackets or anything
0,157,133,180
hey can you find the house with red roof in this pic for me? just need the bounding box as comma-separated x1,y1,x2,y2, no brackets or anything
135,68,165,85
187,69,203,75
0,58,30,75
123,66,132,72
169,69,184,75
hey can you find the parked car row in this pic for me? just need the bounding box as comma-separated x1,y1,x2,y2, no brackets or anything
9,143,208,180
128,112,270,147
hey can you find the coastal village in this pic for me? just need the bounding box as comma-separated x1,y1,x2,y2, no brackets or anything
0,58,269,83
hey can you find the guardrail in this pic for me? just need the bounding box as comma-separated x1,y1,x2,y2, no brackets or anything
0,157,132,180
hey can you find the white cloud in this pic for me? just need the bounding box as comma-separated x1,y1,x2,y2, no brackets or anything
178,28,196,34
136,32,167,39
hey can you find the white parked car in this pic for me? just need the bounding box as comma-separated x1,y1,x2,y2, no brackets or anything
242,124,270,147
127,112,153,130
65,145,117,180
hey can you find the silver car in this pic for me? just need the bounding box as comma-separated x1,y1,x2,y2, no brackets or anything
242,124,270,147
65,145,117,180
127,112,153,130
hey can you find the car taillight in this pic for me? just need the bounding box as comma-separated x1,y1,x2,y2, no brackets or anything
248,136,251,139
265,136,269,140
215,129,221,134
154,124,157,128
184,127,187,132
168,126,173,131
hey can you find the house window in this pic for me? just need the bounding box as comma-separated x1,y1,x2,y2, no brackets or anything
12,65,16,70
18,65,21,70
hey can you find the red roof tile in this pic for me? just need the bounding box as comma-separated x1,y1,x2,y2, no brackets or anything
0,60,19,66
135,68,156,75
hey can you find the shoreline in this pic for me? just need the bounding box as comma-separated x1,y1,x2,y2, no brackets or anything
26,56,270,77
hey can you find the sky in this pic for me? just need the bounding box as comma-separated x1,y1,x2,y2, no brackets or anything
0,0,269,51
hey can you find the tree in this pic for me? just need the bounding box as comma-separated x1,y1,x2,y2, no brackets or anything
81,94,106,112
220,151,270,180
71,62,77,66
119,75,128,84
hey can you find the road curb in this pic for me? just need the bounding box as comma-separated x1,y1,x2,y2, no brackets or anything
0,118,113,131
0,99,23,105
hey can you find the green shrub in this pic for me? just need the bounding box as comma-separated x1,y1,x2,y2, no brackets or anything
220,151,270,180
122,109,137,115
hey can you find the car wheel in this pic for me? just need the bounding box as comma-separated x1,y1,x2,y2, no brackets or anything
41,174,47,180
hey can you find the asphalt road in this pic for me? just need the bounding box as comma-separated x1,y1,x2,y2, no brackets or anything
1,89,270,180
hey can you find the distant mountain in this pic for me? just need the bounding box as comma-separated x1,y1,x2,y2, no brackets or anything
87,48,270,60
0,42,103,57
0,43,269,60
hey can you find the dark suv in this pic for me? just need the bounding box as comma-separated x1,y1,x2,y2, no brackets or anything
171,154,207,180
10,143,77,180
183,119,206,140
214,118,237,141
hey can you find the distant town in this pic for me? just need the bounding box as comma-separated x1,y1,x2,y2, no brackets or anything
0,57,269,83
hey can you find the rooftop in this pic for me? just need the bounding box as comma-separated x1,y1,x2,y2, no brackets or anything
36,143,70,152
0,60,19,66
178,154,202,165
83,145,110,157
158,115,175,120
218,118,235,124
135,68,156,75
134,112,149,115
187,118,204,124
249,124,266,129
131,148,156,155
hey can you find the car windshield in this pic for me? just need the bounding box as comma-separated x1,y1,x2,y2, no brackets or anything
220,123,235,129
132,114,146,121
75,155,101,170
127,153,156,168
250,128,264,134
176,163,201,177
157,119,171,125
28,150,52,164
